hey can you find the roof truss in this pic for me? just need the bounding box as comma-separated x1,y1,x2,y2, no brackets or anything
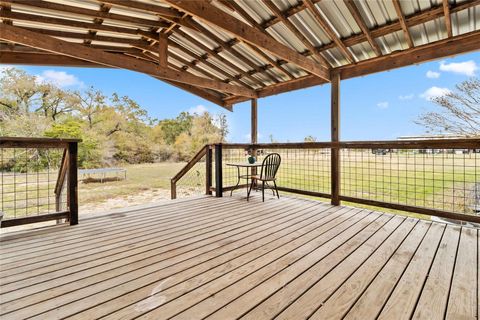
0,0,478,108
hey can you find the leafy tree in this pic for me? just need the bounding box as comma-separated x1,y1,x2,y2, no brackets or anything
416,77,480,136
157,112,193,145
0,68,41,119
304,135,317,142
74,87,106,128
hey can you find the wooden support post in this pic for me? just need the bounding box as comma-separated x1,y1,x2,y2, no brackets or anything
206,145,213,195
251,98,258,144
215,144,223,197
251,98,258,183
158,32,168,68
331,72,340,206
67,141,78,225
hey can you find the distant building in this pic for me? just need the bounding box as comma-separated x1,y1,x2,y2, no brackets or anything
397,134,479,154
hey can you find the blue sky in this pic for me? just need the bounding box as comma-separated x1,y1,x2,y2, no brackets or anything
2,51,479,142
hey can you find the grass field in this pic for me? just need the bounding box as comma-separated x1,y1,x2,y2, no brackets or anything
1,150,479,220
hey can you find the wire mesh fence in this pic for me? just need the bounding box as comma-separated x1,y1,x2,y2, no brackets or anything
0,147,68,220
341,147,480,215
175,153,207,198
171,141,479,220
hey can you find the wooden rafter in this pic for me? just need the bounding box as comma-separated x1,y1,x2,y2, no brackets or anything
343,0,382,56
98,0,275,86
261,0,331,67
0,0,167,28
261,0,478,57
0,10,161,38
84,3,110,46
0,24,256,98
218,0,295,80
303,0,355,63
1,46,231,108
173,28,264,87
157,32,168,68
224,30,480,105
392,0,414,48
162,0,331,81
183,19,276,85
443,0,453,38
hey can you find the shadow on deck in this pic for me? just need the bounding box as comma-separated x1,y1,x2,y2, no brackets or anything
0,195,478,319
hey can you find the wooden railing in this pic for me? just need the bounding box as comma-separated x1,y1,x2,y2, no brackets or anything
172,139,480,224
0,137,80,227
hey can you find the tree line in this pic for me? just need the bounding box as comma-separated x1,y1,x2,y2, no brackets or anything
0,68,228,168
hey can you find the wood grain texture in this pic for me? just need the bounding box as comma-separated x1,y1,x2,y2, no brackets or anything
0,196,478,320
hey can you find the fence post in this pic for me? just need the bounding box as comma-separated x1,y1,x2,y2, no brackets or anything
67,141,78,225
206,145,213,195
215,144,223,197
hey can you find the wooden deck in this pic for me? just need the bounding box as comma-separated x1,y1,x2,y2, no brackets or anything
0,195,479,320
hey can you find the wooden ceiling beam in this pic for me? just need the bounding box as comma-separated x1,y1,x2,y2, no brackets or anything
303,0,355,63
102,0,288,85
0,51,107,67
184,19,275,86
1,0,172,27
19,23,255,90
0,24,256,98
262,0,478,57
84,3,110,46
0,10,160,38
392,0,414,48
218,0,295,80
174,28,268,85
1,49,231,109
442,0,453,38
262,0,332,67
343,0,382,56
158,32,168,68
224,30,480,105
165,41,248,87
162,0,330,81
93,0,295,85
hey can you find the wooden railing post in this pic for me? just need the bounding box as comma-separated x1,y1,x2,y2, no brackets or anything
215,143,223,197
206,145,213,195
331,72,340,206
67,141,78,225
171,180,177,200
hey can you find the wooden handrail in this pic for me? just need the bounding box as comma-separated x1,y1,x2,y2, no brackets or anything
0,137,81,148
209,139,480,224
0,137,79,228
221,138,480,150
171,145,209,199
54,149,68,212
171,145,208,183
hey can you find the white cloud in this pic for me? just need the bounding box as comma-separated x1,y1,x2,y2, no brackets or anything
426,70,440,79
398,94,414,100
36,70,84,87
377,101,389,109
439,60,478,76
187,104,208,114
420,86,451,100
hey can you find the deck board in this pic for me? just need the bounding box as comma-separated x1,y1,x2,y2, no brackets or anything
0,196,478,320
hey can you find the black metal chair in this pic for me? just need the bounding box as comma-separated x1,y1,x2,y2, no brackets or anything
247,153,281,202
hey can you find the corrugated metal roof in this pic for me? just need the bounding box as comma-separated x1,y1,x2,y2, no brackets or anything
0,0,479,103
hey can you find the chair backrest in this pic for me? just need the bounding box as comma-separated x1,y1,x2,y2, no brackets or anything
260,153,281,180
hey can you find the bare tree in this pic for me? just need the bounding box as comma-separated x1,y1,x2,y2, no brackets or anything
416,77,480,136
